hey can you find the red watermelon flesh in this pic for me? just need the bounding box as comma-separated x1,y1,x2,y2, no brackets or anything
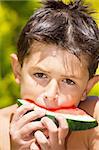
17,99,98,131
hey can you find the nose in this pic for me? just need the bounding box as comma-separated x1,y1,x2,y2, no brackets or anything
44,79,59,101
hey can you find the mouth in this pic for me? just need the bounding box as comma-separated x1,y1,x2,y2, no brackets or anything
25,98,76,112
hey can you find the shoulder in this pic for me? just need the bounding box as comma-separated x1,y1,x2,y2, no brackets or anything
0,104,17,118
79,96,99,121
79,96,99,149
0,105,17,150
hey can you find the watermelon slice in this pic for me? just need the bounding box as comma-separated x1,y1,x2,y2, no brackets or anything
17,99,98,131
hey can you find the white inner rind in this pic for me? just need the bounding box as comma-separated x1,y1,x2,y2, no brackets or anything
46,111,95,122
18,99,96,122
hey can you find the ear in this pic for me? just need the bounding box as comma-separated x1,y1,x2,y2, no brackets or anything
86,75,99,94
81,75,99,101
10,53,21,84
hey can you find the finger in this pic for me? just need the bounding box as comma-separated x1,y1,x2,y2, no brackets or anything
30,141,40,150
12,104,34,122
9,129,34,148
55,116,69,145
16,110,45,129
34,130,49,150
41,117,58,145
19,121,45,139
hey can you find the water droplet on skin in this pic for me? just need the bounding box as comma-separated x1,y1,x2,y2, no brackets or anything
52,50,57,57
80,63,83,67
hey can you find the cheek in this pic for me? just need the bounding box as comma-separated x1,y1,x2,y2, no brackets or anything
20,76,44,99
60,90,83,107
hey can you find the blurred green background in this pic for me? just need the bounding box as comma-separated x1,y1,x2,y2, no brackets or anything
0,0,99,108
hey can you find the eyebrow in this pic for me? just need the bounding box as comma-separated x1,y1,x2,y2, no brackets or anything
31,66,81,80
61,75,81,80
31,66,50,74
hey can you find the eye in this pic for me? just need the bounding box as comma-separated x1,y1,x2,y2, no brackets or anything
62,79,75,85
33,73,47,79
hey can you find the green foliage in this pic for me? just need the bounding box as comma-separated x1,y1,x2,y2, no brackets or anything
0,0,41,108
0,0,99,108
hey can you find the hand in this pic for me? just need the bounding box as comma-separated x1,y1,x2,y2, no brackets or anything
30,116,69,150
10,104,45,150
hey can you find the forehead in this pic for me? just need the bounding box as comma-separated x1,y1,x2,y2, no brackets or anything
23,41,88,77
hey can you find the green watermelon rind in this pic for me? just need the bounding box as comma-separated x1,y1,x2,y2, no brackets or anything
46,114,98,131
17,99,98,131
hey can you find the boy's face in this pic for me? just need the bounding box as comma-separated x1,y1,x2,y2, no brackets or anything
13,41,90,109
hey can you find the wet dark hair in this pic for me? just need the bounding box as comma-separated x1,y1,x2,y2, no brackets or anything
17,0,99,78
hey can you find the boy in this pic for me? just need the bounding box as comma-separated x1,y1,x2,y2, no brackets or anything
0,0,99,149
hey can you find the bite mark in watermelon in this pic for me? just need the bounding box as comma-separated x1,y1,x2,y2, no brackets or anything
17,99,98,131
